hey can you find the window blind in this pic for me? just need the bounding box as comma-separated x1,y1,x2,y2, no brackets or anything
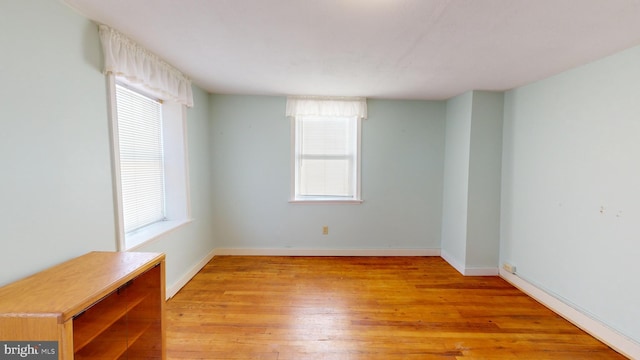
115,84,166,233
297,115,356,197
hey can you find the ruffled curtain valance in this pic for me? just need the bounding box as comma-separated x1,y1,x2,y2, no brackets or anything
99,25,194,107
286,96,367,119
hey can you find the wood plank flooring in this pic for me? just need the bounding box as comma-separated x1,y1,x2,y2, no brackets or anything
166,256,625,359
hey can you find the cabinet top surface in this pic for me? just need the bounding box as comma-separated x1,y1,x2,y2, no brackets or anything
0,251,164,322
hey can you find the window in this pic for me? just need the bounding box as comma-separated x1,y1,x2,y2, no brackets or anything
108,77,190,250
99,25,193,250
287,97,366,203
115,84,165,233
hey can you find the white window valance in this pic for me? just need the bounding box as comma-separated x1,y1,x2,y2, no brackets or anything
98,25,194,107
286,96,367,119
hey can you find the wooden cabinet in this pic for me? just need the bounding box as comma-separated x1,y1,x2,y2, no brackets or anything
0,251,166,359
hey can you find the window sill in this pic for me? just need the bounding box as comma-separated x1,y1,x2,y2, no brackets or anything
289,198,363,204
125,218,193,251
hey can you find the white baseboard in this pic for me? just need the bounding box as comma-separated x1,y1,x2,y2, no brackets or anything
213,248,441,257
463,267,499,276
500,269,640,359
166,248,216,299
440,250,498,276
440,250,464,274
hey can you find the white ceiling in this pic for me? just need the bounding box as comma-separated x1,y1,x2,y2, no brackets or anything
64,0,640,100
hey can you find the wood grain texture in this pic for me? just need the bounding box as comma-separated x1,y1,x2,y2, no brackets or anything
0,251,165,322
166,256,626,359
0,251,166,360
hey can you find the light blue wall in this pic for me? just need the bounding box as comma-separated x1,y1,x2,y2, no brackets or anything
467,91,503,269
0,0,115,285
441,92,472,266
501,45,640,343
0,0,214,291
210,95,445,251
441,91,503,273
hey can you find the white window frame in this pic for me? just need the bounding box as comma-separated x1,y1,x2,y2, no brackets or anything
290,115,363,204
106,74,192,251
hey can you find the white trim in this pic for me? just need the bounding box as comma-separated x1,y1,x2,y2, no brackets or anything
500,269,640,359
161,100,191,222
181,105,192,220
106,74,126,251
166,248,217,299
355,116,362,200
463,267,499,276
440,249,464,274
288,199,364,204
290,116,296,201
213,248,441,257
440,250,499,276
126,218,193,251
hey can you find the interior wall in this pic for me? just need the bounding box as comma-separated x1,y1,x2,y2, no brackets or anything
441,91,504,274
466,91,503,270
441,92,472,268
0,0,115,285
209,95,446,252
501,45,640,344
0,0,215,291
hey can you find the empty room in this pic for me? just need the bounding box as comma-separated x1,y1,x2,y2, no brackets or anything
1,0,639,359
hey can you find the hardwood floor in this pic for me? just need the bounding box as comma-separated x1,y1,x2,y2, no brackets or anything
166,256,625,359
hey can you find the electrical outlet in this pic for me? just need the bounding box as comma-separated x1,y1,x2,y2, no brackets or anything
502,263,516,274
322,226,329,235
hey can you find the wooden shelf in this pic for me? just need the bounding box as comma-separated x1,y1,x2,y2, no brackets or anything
0,251,166,360
74,318,152,360
72,285,148,352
